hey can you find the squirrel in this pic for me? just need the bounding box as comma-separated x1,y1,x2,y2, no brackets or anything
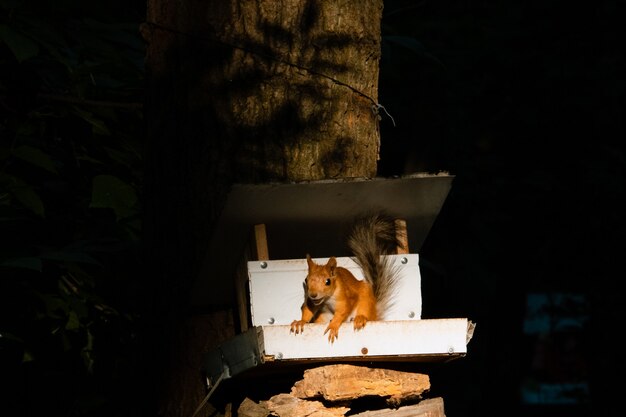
290,212,404,343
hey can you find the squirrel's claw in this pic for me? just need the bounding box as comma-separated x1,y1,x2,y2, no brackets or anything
324,324,340,343
290,320,305,335
353,315,368,330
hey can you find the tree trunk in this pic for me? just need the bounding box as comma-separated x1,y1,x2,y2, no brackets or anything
143,1,383,415
209,0,384,181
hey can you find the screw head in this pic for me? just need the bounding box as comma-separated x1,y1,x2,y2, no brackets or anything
260,261,268,269
267,317,275,324
408,311,415,318
361,347,369,355
401,257,408,264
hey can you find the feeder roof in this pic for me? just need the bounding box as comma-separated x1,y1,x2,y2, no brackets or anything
192,173,454,308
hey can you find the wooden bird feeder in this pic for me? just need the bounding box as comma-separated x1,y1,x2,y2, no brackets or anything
199,173,475,387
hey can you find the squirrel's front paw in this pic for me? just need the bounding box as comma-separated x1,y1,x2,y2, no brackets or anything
353,315,368,330
324,323,340,343
290,320,306,335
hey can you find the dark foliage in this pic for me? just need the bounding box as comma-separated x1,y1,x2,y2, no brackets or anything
1,0,145,415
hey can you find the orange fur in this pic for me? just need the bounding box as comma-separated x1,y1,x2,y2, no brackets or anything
290,254,377,343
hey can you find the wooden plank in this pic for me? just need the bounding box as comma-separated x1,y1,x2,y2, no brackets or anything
234,223,268,332
203,319,471,385
254,224,269,260
234,224,269,332
352,397,445,417
234,245,252,332
261,318,471,361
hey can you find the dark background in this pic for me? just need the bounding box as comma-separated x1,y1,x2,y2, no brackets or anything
378,1,622,417
1,0,623,416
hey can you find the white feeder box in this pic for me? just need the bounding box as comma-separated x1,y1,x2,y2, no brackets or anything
248,254,423,328
247,254,473,362
200,174,476,386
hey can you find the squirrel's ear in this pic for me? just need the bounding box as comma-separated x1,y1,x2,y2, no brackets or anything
306,254,314,268
326,257,337,268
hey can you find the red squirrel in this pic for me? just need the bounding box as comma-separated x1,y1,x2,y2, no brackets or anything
290,212,403,343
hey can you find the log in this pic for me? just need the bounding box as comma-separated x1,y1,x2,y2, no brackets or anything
238,397,269,417
263,393,349,417
291,364,430,407
351,397,445,417
253,394,444,417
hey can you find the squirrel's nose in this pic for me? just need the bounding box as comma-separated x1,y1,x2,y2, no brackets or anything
309,293,318,299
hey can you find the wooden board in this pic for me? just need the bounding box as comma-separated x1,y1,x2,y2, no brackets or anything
352,397,445,417
261,318,471,361
203,318,475,386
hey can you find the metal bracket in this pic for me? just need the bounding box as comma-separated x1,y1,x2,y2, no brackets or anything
203,326,263,387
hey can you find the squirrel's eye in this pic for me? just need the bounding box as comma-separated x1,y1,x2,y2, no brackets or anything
325,278,331,286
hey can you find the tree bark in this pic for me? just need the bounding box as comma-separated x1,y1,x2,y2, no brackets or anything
143,1,383,415
213,0,384,181
146,0,383,184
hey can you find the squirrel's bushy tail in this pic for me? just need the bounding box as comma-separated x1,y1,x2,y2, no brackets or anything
347,212,404,318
